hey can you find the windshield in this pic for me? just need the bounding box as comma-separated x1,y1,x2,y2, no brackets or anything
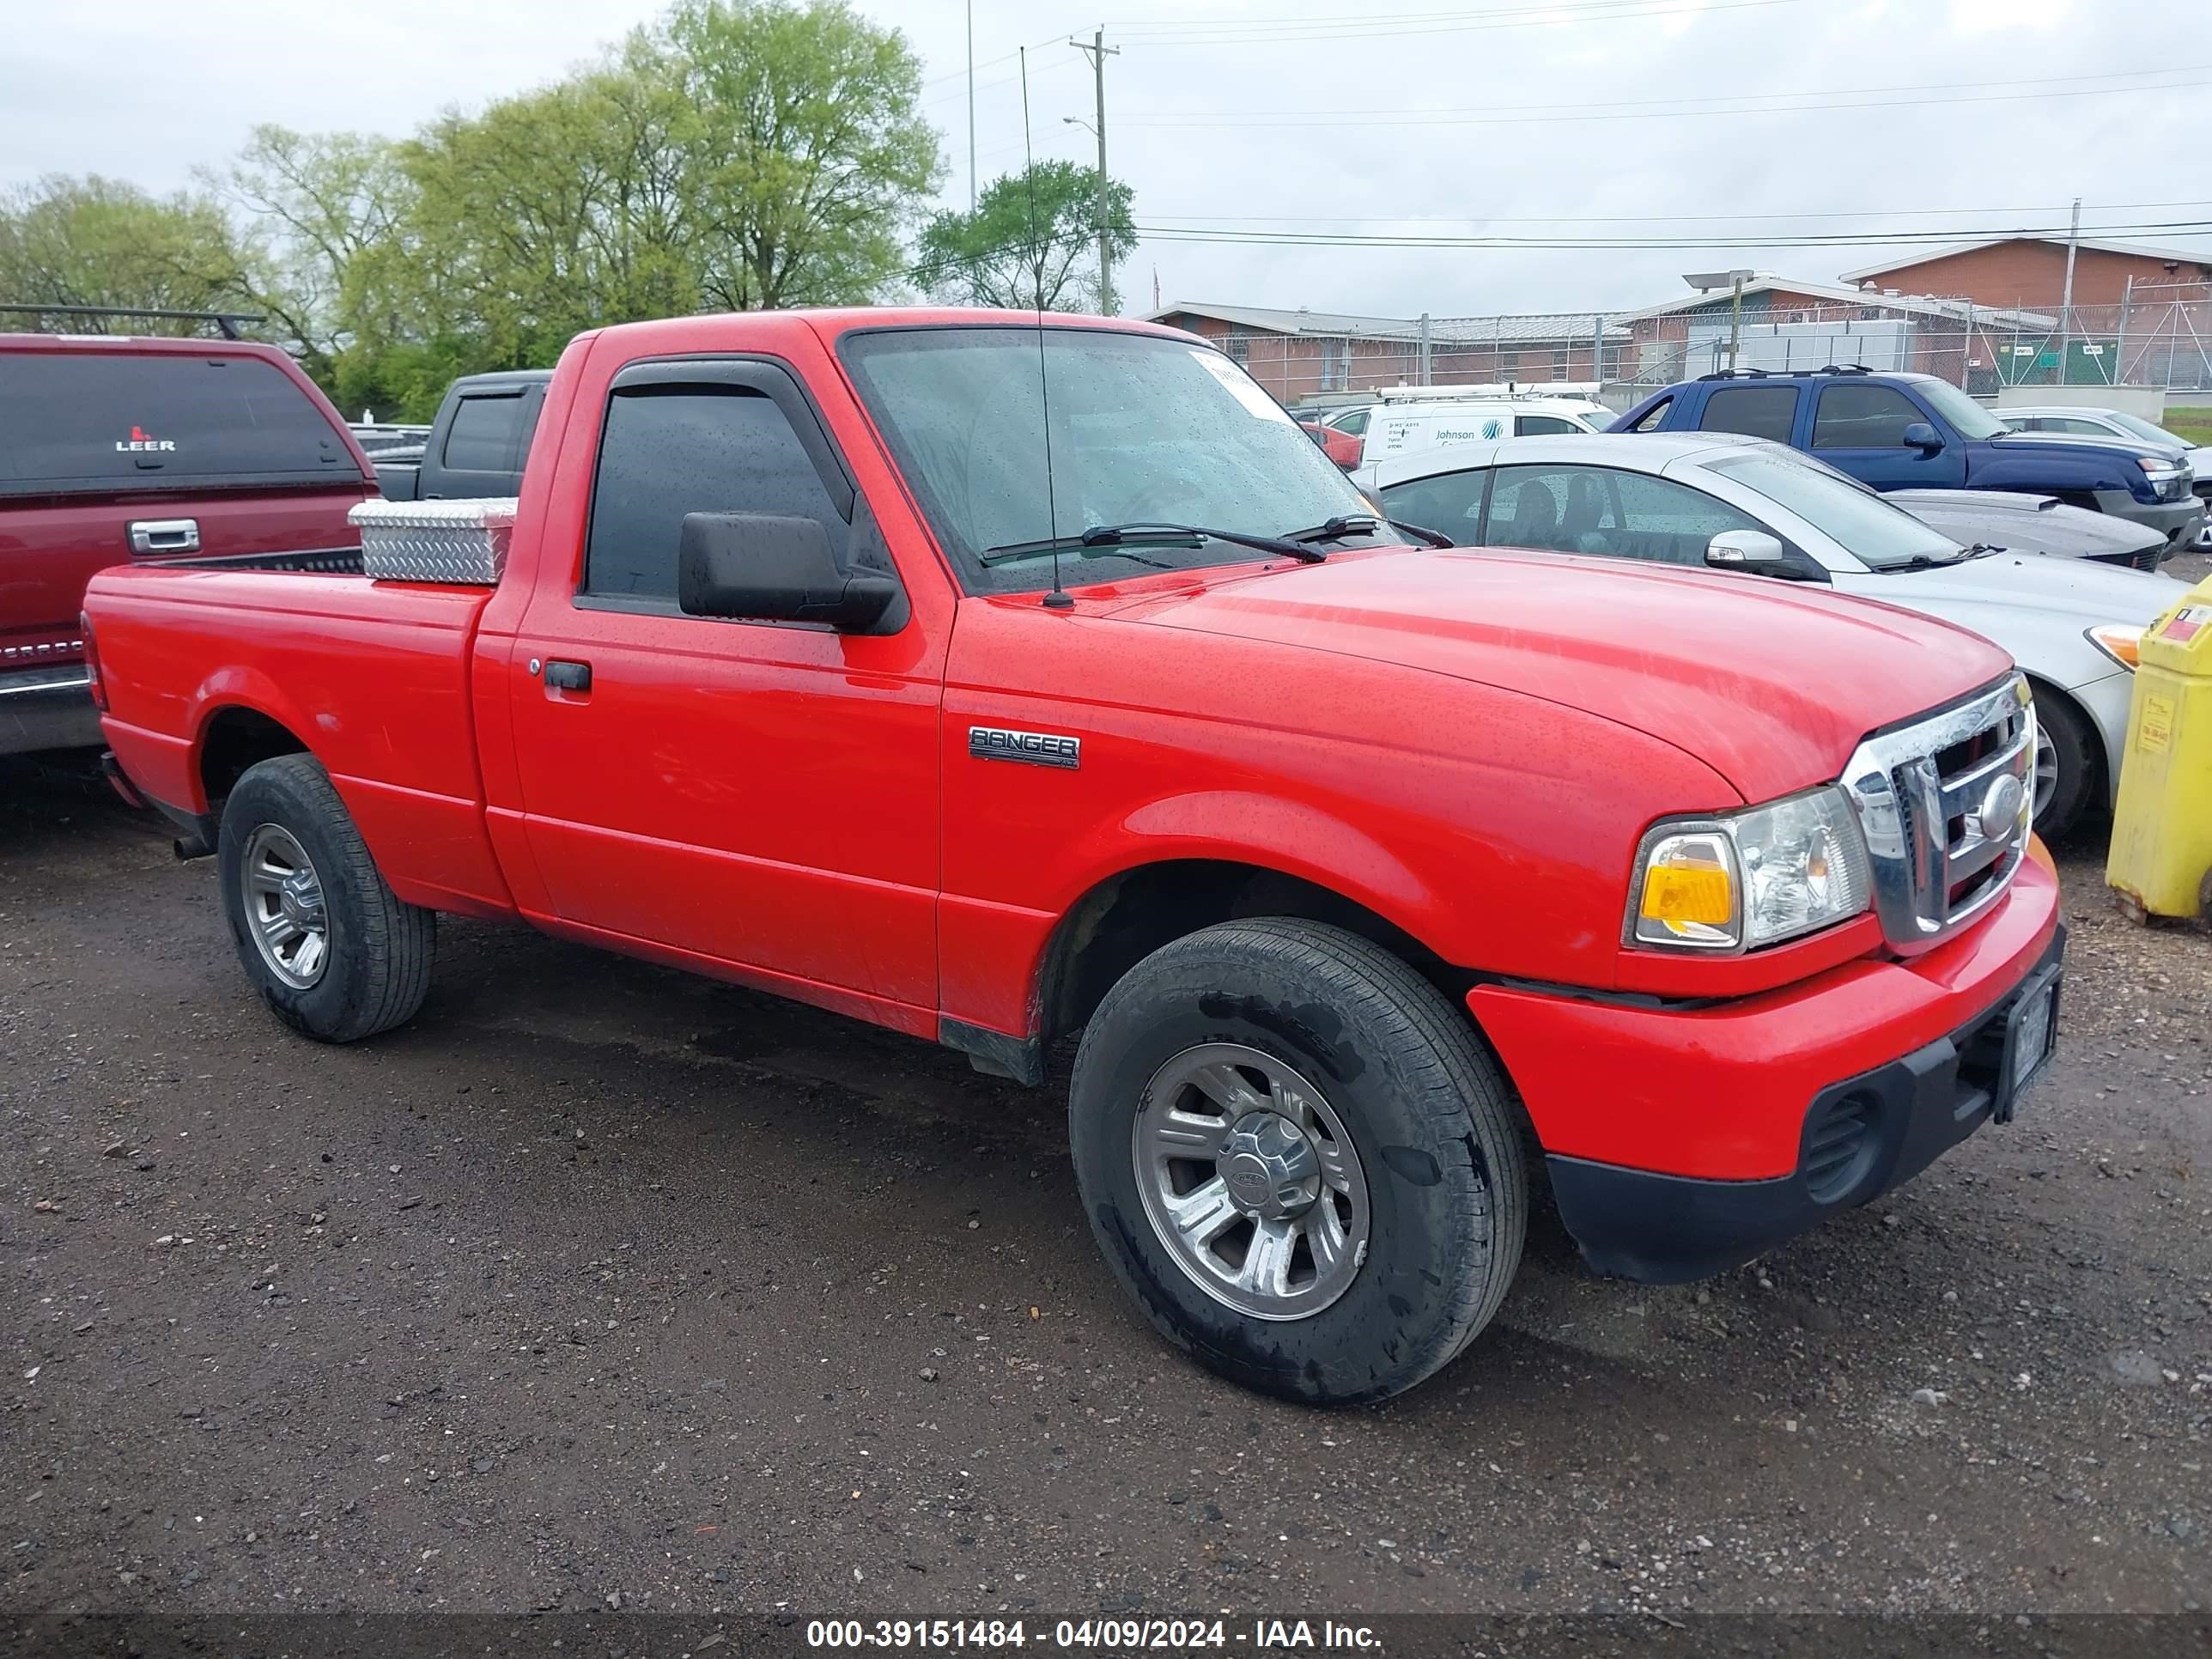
1914,379,2008,441
1700,450,1966,570
839,326,1397,594
2106,410,2189,450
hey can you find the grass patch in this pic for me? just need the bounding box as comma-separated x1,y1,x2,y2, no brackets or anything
2166,410,2212,446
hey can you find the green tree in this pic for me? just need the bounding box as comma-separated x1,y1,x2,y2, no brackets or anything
205,125,415,387
0,174,262,329
915,161,1136,313
398,50,701,374
666,0,942,310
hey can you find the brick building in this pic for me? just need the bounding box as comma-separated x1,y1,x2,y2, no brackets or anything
1839,237,2212,311
1150,303,1626,404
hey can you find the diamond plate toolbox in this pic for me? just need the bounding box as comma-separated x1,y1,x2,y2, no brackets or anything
349,497,519,586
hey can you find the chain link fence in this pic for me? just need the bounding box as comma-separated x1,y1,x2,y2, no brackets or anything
1212,313,1632,408
1625,283,2212,397
1206,283,2212,413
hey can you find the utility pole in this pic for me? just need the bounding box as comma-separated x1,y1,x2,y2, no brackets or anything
1071,28,1120,315
2059,196,2081,374
965,0,976,210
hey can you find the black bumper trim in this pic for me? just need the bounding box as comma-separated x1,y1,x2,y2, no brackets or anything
1548,925,2065,1285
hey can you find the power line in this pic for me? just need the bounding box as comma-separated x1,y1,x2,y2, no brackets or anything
1115,64,2209,128
1126,217,2212,252
1133,199,2212,227
1103,0,1810,46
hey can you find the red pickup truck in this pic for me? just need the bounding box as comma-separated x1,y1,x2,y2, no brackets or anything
1,327,374,757
86,308,2064,1405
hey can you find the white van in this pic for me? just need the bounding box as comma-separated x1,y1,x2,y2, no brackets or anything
1359,397,1613,461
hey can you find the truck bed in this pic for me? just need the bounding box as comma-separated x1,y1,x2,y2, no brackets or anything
87,563,515,918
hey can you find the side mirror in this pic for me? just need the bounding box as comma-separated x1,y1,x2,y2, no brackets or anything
677,513,900,632
1705,529,1787,569
1901,421,1943,454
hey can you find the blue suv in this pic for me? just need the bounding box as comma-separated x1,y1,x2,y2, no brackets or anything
1613,368,2202,557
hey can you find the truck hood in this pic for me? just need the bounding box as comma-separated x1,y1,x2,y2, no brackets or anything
1842,552,2190,625
1887,489,2163,560
1983,429,2166,466
1118,547,2013,803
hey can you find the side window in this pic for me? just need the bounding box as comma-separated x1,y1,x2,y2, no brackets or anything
1811,384,1926,448
1483,465,1761,565
442,395,522,473
1516,414,1581,436
1626,396,1672,433
2054,416,2108,434
582,384,849,603
1333,408,1370,437
1698,385,1799,443
1378,469,1487,538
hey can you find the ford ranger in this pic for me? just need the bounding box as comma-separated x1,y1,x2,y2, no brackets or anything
85,309,2064,1405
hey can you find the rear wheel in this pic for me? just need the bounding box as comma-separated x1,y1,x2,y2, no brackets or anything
2030,689,2094,840
1068,918,1527,1405
217,754,434,1042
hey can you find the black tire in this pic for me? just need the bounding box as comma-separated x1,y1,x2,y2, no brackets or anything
216,754,434,1042
1068,918,1528,1406
2030,687,2095,841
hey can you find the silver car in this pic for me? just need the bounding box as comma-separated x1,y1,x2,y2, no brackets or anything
1358,432,2191,837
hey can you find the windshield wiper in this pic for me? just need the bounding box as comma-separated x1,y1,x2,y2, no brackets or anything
981,521,1324,566
1279,514,1453,550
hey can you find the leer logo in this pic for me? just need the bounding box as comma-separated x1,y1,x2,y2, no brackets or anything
115,425,176,453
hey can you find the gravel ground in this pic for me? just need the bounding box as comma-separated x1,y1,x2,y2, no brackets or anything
3,702,2209,1628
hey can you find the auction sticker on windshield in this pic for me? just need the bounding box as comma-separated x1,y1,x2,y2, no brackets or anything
1189,349,1296,424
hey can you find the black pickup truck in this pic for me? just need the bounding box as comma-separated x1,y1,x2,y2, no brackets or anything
373,369,550,501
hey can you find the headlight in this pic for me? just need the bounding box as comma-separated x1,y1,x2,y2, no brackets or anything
1628,787,1873,952
2138,457,2186,499
2087,623,2144,670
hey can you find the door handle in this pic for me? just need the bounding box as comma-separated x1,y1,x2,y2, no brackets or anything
543,659,592,693
127,518,200,555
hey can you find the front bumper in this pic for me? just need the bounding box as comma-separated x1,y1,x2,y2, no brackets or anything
2092,489,2204,553
0,666,102,757
1468,856,2062,1282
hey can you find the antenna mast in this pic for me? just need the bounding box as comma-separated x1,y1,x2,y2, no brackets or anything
1021,48,1072,611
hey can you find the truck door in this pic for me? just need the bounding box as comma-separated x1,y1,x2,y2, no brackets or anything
501,358,944,1024
1808,381,1967,491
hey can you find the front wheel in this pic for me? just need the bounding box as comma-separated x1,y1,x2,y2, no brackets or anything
1068,918,1528,1405
2031,689,2094,841
216,753,435,1042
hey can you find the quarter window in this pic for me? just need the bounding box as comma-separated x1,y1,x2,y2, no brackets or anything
582,384,848,602
1698,385,1800,443
1811,384,1926,448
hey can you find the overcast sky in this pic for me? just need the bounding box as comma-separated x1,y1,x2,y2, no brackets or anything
3,0,2203,321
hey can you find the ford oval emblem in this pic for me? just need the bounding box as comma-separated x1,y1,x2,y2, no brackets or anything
1973,773,2025,838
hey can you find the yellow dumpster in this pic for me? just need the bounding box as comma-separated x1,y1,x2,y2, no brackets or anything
2106,574,2212,921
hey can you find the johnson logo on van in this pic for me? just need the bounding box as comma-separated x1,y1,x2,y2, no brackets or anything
115,425,176,453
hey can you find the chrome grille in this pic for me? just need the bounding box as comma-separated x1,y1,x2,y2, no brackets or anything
1838,677,2035,955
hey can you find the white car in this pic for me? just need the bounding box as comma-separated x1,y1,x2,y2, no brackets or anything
1360,432,2191,836
1999,405,2212,547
